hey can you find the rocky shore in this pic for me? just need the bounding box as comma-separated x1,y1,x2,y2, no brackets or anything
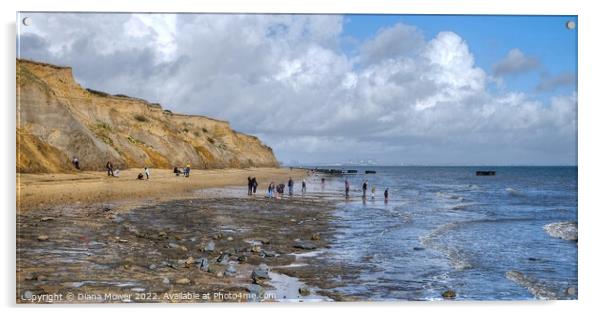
17,189,354,303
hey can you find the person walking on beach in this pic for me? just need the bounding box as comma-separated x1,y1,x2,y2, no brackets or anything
288,177,294,196
301,179,307,195
106,161,114,177
345,178,350,198
384,188,389,203
144,166,150,180
371,185,376,200
247,177,253,195
72,157,80,170
252,177,258,195
362,181,368,199
321,177,325,190
185,163,191,177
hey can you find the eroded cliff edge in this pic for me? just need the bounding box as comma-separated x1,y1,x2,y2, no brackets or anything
17,59,279,172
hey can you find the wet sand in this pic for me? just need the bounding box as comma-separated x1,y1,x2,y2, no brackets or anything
17,168,356,303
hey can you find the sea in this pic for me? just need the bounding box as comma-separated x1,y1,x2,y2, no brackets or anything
304,166,577,300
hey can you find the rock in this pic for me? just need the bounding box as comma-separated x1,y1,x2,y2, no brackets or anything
442,290,456,299
203,241,216,252
149,264,157,270
162,277,170,284
158,231,167,239
298,287,311,296
36,275,47,281
179,245,188,252
213,232,224,240
251,245,262,253
251,264,270,284
40,217,55,222
247,284,264,301
528,257,538,261
224,264,237,277
185,256,195,265
216,271,224,278
413,247,425,251
175,235,182,240
123,264,131,270
237,255,248,263
102,207,111,212
293,241,317,250
37,235,49,241
168,243,179,249
196,257,210,272
544,222,578,241
217,253,230,265
311,233,321,241
175,278,190,285
227,236,234,241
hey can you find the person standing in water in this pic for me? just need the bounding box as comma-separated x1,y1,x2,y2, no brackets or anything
345,178,350,198
301,179,307,195
288,177,294,196
252,177,258,195
384,188,389,203
371,185,376,199
247,177,253,195
362,181,368,199
321,177,325,190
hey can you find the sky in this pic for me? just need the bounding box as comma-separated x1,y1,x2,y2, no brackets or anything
17,13,577,166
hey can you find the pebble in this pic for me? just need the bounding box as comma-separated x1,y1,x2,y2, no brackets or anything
40,217,55,222
227,236,234,241
185,256,195,265
413,247,425,251
37,235,49,242
311,233,321,241
162,277,170,284
251,264,270,283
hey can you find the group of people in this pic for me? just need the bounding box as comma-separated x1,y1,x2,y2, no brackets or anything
137,167,150,180
247,177,258,195
174,163,191,177
247,177,308,199
358,179,389,202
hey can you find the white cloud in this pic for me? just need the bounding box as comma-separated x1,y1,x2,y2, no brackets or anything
18,14,577,165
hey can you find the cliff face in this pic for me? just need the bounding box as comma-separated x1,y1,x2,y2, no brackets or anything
17,59,279,173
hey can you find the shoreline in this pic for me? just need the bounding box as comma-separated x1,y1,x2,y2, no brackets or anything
17,168,351,303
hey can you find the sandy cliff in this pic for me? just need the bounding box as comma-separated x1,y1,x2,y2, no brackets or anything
16,59,279,173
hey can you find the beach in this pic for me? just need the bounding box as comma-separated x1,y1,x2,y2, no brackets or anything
17,167,352,303
17,167,307,211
